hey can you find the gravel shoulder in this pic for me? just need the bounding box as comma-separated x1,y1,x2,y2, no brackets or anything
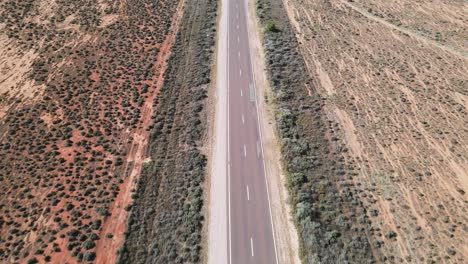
207,0,228,262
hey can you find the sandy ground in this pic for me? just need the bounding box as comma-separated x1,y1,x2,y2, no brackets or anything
246,0,301,263
346,0,468,55
339,0,467,58
0,33,44,119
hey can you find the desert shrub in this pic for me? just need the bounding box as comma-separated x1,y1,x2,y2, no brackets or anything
27,258,38,264
385,230,397,239
82,239,95,250
265,21,278,32
446,248,456,256
83,251,96,261
66,229,79,237
91,219,101,230
87,232,99,241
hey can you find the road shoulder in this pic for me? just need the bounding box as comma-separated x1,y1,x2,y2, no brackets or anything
207,0,228,262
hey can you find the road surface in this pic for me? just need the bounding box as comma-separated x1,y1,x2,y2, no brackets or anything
208,0,278,263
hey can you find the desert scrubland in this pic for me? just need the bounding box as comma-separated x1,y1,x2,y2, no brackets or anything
0,0,198,262
258,0,467,262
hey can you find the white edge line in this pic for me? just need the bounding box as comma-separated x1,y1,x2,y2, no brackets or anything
244,0,279,262
226,0,231,263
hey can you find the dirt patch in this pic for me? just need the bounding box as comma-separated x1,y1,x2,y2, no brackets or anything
330,107,363,158
314,60,336,96
0,35,45,118
99,14,119,28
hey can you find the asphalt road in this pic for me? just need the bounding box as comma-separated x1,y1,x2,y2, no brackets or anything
208,0,277,262
226,0,278,263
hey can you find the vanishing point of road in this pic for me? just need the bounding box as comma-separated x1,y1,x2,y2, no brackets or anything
209,0,278,263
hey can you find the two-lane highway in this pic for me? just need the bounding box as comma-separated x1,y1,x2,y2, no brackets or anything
208,0,278,262
226,0,278,263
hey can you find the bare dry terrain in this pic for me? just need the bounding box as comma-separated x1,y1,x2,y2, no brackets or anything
280,0,468,262
0,0,185,263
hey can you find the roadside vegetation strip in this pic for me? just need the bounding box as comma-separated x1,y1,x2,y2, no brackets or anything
256,0,376,262
116,0,217,263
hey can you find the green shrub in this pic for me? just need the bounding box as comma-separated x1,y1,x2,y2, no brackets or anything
265,21,278,32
